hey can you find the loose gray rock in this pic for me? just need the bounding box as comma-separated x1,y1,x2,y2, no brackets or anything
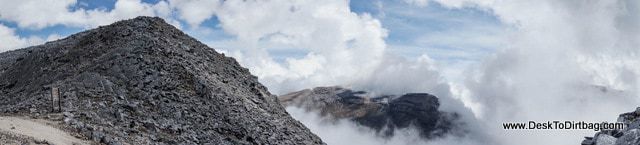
596,134,616,145
581,107,640,145
0,16,323,145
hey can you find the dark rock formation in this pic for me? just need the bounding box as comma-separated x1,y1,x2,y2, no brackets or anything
279,86,461,139
581,107,640,145
0,16,323,145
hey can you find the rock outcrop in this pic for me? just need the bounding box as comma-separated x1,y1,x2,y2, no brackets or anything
279,86,461,139
0,16,323,145
581,107,640,145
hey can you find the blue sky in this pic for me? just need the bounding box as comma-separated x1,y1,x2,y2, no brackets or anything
1,0,504,77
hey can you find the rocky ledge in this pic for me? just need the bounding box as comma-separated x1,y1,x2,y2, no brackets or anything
279,86,461,139
582,107,640,145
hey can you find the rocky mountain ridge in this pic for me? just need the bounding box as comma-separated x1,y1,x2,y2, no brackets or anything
279,86,463,139
0,16,323,145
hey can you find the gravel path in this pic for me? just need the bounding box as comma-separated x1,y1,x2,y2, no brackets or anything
0,116,90,145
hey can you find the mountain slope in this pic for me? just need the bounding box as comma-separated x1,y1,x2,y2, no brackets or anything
0,16,323,145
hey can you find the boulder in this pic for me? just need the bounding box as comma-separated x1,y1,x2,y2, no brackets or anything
596,134,616,145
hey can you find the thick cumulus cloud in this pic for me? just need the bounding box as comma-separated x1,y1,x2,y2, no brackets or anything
212,0,389,95
408,0,640,145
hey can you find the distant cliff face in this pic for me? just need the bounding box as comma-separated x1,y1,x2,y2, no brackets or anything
0,16,323,145
279,86,462,139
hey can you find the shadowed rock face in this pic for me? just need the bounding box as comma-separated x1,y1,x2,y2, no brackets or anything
280,86,461,139
0,16,323,145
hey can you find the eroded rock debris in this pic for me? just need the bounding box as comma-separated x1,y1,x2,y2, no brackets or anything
0,16,324,145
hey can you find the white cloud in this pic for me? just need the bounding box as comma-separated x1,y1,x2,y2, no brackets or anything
82,0,182,28
286,107,485,145
0,0,84,29
0,24,46,52
412,0,640,144
168,0,220,28
0,0,185,51
211,0,389,95
378,0,509,86
0,0,180,30
404,0,430,7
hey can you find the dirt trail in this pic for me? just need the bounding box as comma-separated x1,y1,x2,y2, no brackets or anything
0,116,90,145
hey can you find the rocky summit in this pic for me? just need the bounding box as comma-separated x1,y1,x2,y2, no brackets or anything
279,86,462,139
0,16,323,145
581,107,640,145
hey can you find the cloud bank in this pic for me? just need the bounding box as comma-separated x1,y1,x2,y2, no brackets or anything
286,107,484,145
421,0,640,144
